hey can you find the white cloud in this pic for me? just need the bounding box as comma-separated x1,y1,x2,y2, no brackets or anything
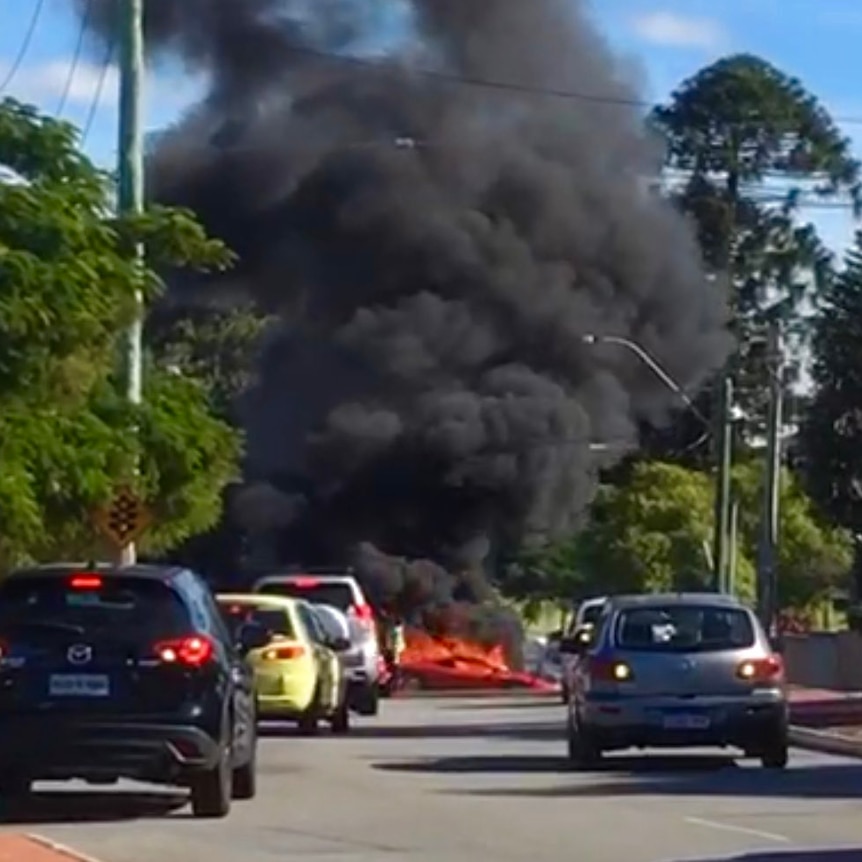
631,11,727,49
2,57,205,114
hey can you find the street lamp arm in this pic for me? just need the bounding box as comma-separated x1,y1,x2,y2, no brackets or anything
582,334,709,427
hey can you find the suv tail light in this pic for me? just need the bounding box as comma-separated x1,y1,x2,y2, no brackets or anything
262,643,305,661
155,636,214,667
350,603,374,624
70,574,103,589
737,655,783,683
589,657,634,683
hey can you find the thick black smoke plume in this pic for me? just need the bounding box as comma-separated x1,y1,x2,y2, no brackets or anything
75,0,729,612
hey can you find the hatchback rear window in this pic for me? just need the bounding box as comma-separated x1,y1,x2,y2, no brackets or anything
257,580,355,612
0,575,190,643
615,604,755,652
218,602,293,637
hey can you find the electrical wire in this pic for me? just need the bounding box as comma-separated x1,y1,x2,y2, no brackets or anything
0,0,47,95
56,0,92,117
80,35,114,146
248,43,862,128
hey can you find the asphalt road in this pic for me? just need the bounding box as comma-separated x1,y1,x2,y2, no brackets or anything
2,695,862,862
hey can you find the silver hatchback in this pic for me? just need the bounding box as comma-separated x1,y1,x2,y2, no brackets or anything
561,593,788,769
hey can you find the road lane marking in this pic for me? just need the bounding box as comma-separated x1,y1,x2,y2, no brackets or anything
684,816,790,843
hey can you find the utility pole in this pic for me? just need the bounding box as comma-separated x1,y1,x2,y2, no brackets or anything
116,0,145,566
727,498,739,596
757,321,783,632
712,375,734,591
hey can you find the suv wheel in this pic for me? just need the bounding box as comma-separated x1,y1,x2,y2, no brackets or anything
760,738,789,769
0,773,31,799
331,701,350,734
232,729,258,800
356,683,379,717
191,744,232,818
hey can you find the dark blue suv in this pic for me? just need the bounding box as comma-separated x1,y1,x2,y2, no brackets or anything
0,563,268,817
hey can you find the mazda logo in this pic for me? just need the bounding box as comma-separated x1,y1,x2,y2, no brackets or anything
67,644,93,666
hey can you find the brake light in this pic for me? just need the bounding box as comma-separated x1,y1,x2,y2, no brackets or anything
70,574,102,589
292,577,320,588
261,643,305,660
351,603,374,623
589,657,634,683
737,656,783,683
155,636,214,667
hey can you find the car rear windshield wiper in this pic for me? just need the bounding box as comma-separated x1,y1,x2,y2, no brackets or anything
2,620,86,637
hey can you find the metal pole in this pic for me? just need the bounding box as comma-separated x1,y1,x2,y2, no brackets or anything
116,0,145,566
727,499,739,596
757,321,783,632
712,375,733,591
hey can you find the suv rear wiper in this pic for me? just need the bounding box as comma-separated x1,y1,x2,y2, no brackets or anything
3,620,86,637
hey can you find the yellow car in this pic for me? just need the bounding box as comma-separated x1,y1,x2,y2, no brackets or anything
217,593,350,734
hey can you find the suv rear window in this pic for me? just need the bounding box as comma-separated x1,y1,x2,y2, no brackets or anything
0,576,190,643
219,601,293,637
257,580,355,612
615,604,755,652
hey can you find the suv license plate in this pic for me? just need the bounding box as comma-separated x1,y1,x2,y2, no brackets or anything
663,713,710,730
49,673,110,697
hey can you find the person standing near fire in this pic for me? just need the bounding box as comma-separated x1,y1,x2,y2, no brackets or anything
378,605,407,692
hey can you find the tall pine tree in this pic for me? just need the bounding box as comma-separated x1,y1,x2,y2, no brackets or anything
802,231,862,588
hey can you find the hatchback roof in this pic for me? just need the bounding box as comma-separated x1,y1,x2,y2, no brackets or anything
607,592,745,610
6,562,184,582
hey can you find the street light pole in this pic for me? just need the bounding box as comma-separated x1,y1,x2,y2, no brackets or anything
583,333,734,591
712,374,734,592
117,0,145,566
757,321,783,631
581,334,709,426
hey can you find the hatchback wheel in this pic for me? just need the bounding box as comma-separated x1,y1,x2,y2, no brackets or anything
566,713,602,769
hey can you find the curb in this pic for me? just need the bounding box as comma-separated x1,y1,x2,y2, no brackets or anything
789,725,862,760
25,834,102,862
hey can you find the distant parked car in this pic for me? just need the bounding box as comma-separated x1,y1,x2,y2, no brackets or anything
252,572,382,716
560,597,608,703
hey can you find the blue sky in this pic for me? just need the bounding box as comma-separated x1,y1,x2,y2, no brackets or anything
2,0,860,252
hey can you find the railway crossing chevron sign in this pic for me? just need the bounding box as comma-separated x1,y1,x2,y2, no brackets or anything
92,485,152,550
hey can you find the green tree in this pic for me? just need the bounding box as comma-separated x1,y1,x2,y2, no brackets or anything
0,97,240,568
581,462,737,596
650,54,858,456
801,231,862,586
730,460,852,608
147,301,273,422
572,459,849,610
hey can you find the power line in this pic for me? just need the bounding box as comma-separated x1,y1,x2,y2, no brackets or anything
81,35,114,146
57,0,92,117
0,0,47,95
237,43,862,128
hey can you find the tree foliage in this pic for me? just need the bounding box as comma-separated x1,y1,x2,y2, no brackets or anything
801,232,862,555
515,460,851,611
650,54,858,453
0,97,240,568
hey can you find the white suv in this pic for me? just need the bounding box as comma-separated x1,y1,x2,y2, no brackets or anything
252,571,381,715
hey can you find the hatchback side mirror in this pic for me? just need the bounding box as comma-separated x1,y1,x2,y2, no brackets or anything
559,627,593,654
329,636,352,653
237,622,270,654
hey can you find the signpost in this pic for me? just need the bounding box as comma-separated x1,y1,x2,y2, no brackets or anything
92,485,151,557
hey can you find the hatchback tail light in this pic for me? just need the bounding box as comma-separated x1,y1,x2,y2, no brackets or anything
155,636,214,667
737,655,783,683
589,657,634,683
261,643,305,661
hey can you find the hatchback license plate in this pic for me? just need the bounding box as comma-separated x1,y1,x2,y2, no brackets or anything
662,713,710,730
49,673,110,697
